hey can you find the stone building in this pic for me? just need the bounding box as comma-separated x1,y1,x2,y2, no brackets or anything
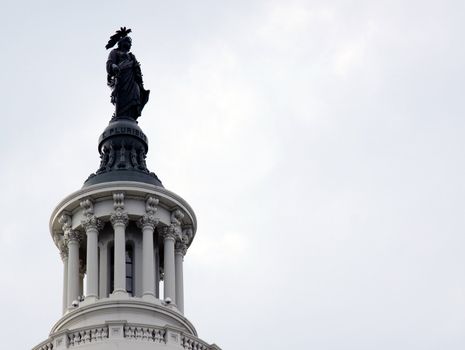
32,117,221,349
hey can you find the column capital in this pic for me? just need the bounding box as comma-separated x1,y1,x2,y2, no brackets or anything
82,214,104,231
80,198,104,231
54,235,69,260
137,214,159,230
175,241,187,256
67,230,83,244
162,225,178,241
110,192,128,227
137,196,160,229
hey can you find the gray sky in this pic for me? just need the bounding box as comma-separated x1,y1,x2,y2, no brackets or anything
1,1,465,349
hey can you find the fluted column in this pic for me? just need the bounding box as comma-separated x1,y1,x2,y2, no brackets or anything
138,196,159,301
81,199,103,301
110,193,129,297
162,226,177,303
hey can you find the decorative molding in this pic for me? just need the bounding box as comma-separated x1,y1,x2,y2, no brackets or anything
162,225,177,241
110,192,129,227
175,241,187,256
80,198,104,231
67,230,83,244
81,214,104,231
146,196,159,213
58,213,72,233
171,208,184,226
34,323,220,350
53,233,69,259
34,341,54,350
138,214,159,229
181,334,212,350
68,326,109,346
138,196,160,229
124,325,165,342
80,198,94,215
182,227,194,244
50,182,198,235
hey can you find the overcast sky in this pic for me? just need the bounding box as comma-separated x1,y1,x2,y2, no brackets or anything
1,1,465,349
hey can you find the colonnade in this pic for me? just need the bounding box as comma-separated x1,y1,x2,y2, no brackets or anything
57,194,191,314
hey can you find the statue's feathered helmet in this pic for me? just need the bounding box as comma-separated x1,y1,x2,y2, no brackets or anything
105,27,132,49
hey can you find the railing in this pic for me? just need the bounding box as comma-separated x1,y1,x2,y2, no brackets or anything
124,325,165,342
32,323,220,349
181,334,211,350
68,326,109,346
34,341,53,350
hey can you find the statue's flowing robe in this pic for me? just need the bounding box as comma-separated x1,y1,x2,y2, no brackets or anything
107,49,149,119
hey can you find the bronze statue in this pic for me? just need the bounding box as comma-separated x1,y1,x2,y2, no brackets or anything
106,27,150,120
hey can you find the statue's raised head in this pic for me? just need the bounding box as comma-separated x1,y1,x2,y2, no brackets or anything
105,27,132,50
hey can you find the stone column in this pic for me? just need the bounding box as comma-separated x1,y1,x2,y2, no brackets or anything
110,193,129,297
99,242,107,298
162,226,177,304
138,196,159,301
175,227,192,314
174,241,186,313
59,213,82,309
59,240,69,314
155,244,160,299
67,230,82,308
81,199,103,301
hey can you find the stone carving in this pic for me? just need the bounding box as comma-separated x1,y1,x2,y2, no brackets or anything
182,227,194,244
130,145,139,168
175,227,193,256
181,335,210,350
80,199,94,215
171,209,184,226
106,27,150,121
110,192,129,226
35,342,53,350
124,325,165,342
53,233,68,259
80,198,103,231
117,141,127,169
162,225,177,241
139,150,148,172
67,230,83,243
175,241,187,256
138,196,160,229
68,326,109,346
162,208,183,243
33,324,219,350
58,213,72,233
146,196,159,213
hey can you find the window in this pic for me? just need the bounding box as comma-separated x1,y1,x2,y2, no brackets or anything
126,244,134,295
108,243,134,296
